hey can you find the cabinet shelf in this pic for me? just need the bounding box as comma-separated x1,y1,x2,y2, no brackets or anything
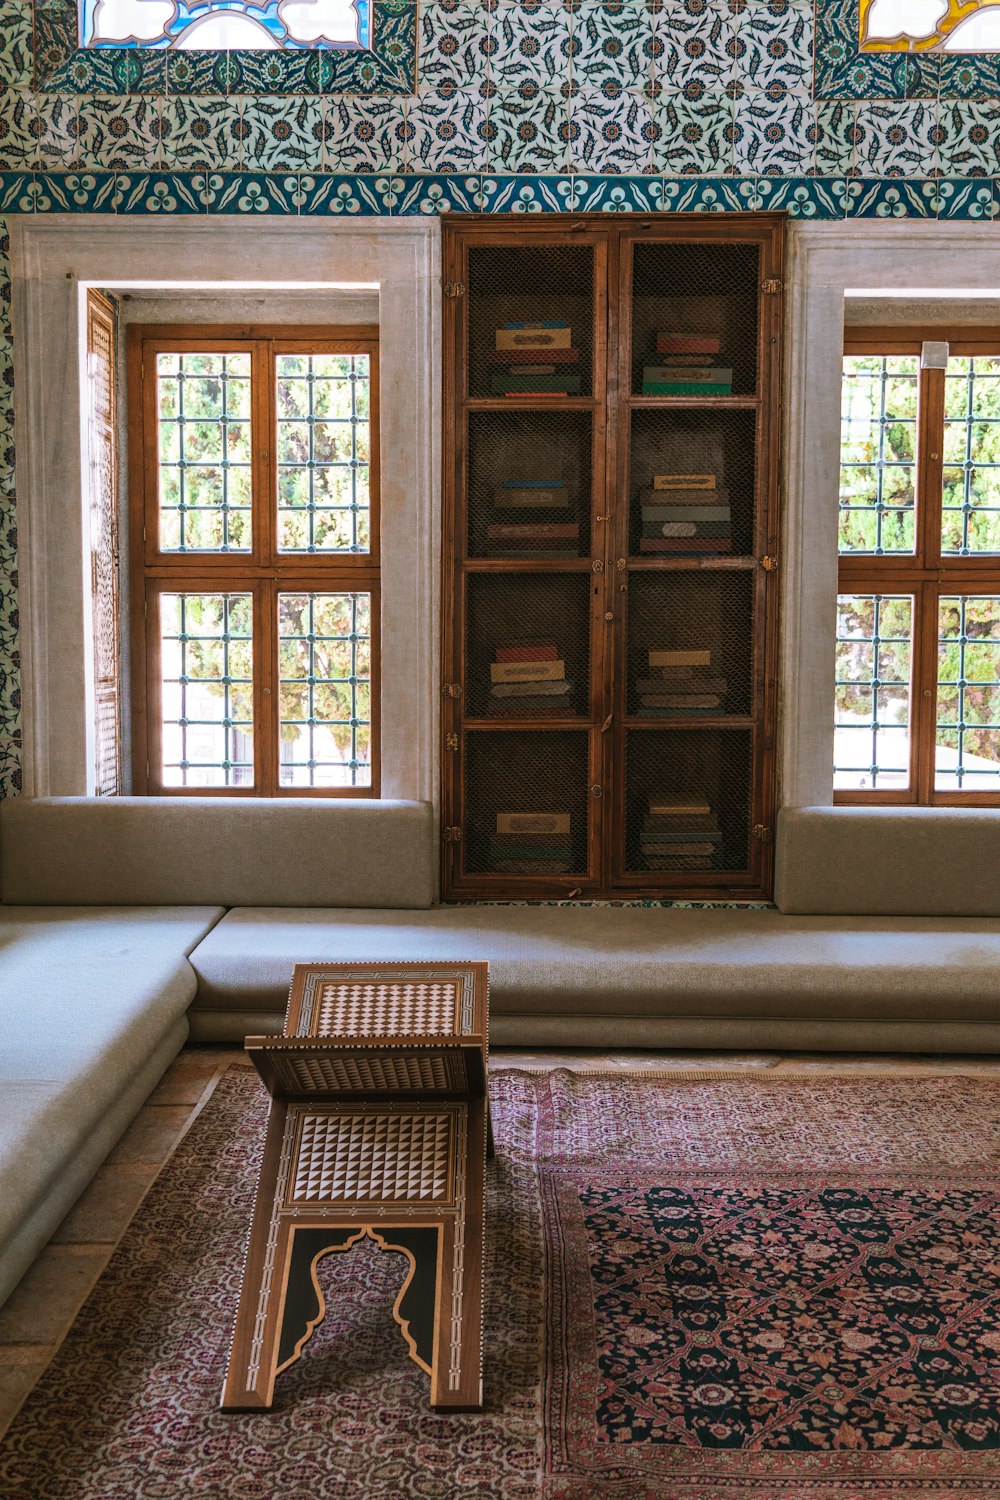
442,217,782,902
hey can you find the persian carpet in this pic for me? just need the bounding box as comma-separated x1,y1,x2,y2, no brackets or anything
3,1067,1000,1499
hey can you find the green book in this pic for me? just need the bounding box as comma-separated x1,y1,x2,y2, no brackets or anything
641,505,732,524
492,374,583,394
642,381,732,396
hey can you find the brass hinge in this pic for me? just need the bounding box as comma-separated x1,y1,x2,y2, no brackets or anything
443,281,466,299
445,732,459,751
761,278,783,295
443,825,463,843
752,824,773,842
442,682,463,699
761,554,778,572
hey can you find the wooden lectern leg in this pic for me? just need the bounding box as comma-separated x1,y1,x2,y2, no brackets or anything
222,1097,486,1413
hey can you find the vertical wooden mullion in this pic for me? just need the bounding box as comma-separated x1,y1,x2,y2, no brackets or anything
611,224,633,889
913,364,944,802
917,365,944,571
143,581,162,795
595,227,616,892
255,577,278,797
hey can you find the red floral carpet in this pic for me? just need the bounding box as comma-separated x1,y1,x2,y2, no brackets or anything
3,1066,1000,1498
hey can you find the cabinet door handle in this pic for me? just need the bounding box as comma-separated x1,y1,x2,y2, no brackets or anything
592,559,604,573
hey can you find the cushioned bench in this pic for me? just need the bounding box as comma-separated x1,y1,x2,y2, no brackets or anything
2,793,999,1314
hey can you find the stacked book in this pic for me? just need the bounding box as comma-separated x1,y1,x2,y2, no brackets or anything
488,323,582,397
637,649,727,716
639,797,722,872
490,811,573,874
490,478,579,558
638,472,731,555
642,335,733,396
488,643,575,718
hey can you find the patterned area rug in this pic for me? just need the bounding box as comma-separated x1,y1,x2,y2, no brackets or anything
3,1066,1000,1498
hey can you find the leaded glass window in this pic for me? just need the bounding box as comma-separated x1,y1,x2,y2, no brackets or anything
131,325,380,798
837,333,1000,804
82,0,370,51
861,0,1000,52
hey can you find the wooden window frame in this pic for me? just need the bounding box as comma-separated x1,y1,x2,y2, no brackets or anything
839,327,1000,806
128,323,381,798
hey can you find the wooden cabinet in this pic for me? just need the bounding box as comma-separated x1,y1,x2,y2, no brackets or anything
441,215,783,901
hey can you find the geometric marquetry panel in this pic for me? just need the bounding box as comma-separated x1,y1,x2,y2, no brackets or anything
271,1052,459,1096
314,980,461,1038
289,1111,454,1205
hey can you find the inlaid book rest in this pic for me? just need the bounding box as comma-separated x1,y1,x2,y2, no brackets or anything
221,961,490,1412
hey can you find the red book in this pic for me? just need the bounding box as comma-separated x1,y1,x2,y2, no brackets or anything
639,537,734,554
655,336,721,355
495,644,559,663
485,348,581,365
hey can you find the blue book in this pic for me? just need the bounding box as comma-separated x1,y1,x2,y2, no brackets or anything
502,322,568,329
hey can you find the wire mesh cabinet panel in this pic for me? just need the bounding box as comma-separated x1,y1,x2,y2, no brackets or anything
442,216,782,901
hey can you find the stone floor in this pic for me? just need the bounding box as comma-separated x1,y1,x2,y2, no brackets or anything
3,1042,1000,1438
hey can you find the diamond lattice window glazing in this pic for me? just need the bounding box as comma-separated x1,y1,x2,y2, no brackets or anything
81,0,370,50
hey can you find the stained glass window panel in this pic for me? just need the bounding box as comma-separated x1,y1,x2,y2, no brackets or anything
278,592,372,788
861,0,1000,52
276,354,372,554
159,593,254,788
936,595,1000,791
157,353,252,553
82,0,370,51
942,356,1000,555
834,594,912,791
839,356,917,556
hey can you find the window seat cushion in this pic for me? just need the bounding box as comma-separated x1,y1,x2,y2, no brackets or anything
187,904,1000,1049
0,905,224,1304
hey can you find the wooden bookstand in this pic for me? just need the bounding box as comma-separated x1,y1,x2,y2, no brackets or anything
221,961,490,1413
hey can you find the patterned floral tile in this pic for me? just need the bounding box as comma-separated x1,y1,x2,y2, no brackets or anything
113,172,208,213
0,736,22,800
404,88,489,174
0,2,33,90
571,172,668,211
732,88,814,177
155,98,244,173
852,99,941,180
487,86,572,174
200,172,306,214
568,87,654,175
478,171,579,212
570,0,656,91
75,96,163,174
812,100,858,179
736,0,812,96
490,1,572,89
418,1,494,90
0,92,37,171
652,91,733,176
844,178,938,217
936,102,1000,181
652,0,738,95
239,97,327,174
324,96,406,175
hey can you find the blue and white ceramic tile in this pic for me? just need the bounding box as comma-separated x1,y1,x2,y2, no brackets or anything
0,3,33,90
37,169,119,210
75,96,163,173
812,100,858,178
404,87,489,173
738,0,812,95
324,96,406,175
732,89,814,177
652,0,737,94
652,91,733,176
490,1,572,89
299,173,398,214
571,172,667,211
240,97,326,173
569,87,654,175
149,97,240,173
845,178,937,216
0,93,39,172
478,171,579,212
937,178,1000,218
936,102,1000,180
487,86,572,174
570,1,656,92
852,99,941,180
419,2,493,90
394,170,484,211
